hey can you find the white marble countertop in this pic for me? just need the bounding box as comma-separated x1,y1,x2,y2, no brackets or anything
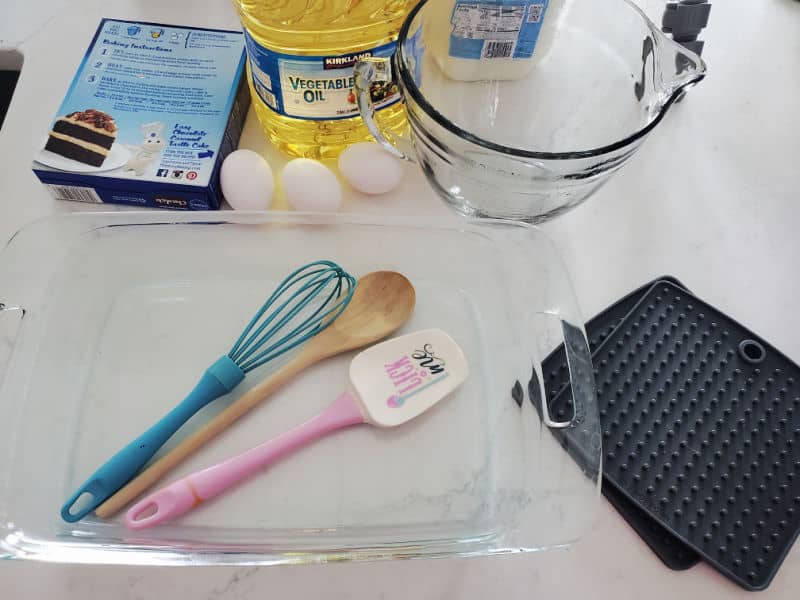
2,0,800,597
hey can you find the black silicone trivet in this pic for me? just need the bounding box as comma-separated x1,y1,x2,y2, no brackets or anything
543,277,688,400
542,276,700,570
549,281,800,590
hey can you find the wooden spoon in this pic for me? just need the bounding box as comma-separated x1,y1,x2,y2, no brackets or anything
95,271,416,519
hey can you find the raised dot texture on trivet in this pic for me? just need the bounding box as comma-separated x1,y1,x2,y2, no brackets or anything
542,277,699,571
548,281,800,591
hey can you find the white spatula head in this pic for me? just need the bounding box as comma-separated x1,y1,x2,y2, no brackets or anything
349,329,468,428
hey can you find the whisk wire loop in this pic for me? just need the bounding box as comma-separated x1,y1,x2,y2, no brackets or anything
229,260,356,373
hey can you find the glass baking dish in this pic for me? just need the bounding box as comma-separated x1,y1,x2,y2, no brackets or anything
0,212,600,565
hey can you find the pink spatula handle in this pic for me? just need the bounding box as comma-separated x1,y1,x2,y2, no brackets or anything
125,390,364,530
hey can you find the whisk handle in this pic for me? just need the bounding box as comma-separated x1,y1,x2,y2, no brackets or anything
60,356,244,523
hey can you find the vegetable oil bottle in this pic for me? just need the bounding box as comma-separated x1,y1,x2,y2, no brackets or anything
232,0,418,159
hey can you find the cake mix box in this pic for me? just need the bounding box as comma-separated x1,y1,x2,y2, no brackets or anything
32,19,249,210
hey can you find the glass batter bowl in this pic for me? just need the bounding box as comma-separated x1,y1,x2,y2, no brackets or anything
355,0,707,223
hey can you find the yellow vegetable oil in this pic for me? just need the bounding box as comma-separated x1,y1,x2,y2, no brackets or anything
232,0,419,158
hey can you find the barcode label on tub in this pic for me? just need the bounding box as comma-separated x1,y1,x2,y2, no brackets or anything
527,4,545,23
482,41,515,59
47,185,103,204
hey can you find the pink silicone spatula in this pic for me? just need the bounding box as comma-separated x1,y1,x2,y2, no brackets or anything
125,329,468,530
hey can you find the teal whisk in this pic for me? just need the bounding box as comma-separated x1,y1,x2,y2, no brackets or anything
62,260,356,522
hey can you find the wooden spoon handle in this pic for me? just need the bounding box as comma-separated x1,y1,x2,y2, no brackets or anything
94,353,311,519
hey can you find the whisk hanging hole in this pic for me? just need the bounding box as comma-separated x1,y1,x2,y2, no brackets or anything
67,492,95,517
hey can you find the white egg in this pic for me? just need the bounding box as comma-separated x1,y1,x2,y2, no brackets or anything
220,149,274,210
337,142,404,195
282,158,342,212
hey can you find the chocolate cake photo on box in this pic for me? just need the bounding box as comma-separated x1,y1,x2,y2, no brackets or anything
44,109,118,167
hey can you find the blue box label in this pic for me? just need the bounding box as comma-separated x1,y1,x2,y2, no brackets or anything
33,19,248,209
449,1,551,60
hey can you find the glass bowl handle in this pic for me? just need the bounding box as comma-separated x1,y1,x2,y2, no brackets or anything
533,321,597,431
529,320,601,478
0,302,24,390
555,321,596,429
354,57,416,163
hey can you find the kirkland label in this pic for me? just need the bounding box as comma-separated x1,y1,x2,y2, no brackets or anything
243,32,400,120
449,1,550,59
